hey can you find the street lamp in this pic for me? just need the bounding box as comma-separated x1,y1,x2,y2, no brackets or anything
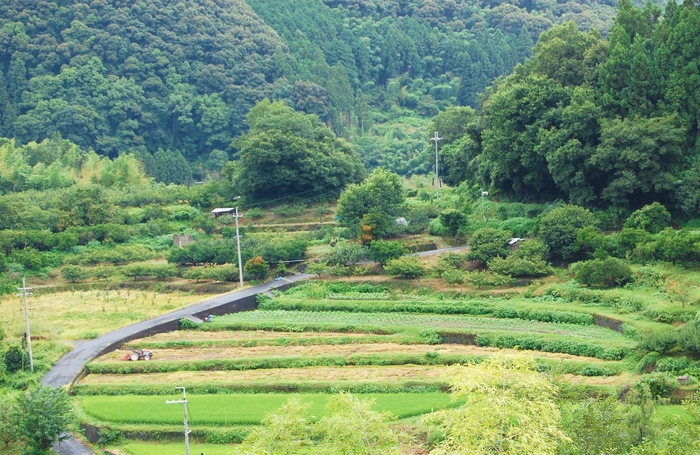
481,191,488,222
233,197,244,287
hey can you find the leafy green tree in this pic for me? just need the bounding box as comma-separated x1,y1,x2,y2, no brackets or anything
234,100,364,202
242,398,313,455
0,401,19,449
439,210,467,237
60,265,89,283
384,256,424,278
325,242,369,266
336,168,405,234
467,228,511,264
0,252,6,273
192,214,217,235
573,257,633,288
537,205,596,260
623,203,670,234
15,386,72,455
626,384,657,446
244,256,269,280
369,240,406,265
316,392,401,455
426,354,568,455
560,398,630,455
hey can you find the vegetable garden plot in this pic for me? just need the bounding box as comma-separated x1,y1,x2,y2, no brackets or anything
208,311,635,345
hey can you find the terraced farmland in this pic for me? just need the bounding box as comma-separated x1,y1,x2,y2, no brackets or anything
76,281,643,451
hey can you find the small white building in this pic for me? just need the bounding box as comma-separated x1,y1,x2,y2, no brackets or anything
211,208,237,219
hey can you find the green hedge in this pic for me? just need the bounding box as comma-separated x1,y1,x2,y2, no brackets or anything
260,298,595,326
475,334,627,361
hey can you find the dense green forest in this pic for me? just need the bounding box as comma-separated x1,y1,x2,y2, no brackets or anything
440,0,700,214
0,0,661,182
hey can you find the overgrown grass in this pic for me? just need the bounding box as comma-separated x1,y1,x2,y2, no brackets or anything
0,289,217,340
80,392,462,425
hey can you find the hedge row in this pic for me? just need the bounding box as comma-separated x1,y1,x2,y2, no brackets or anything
259,299,595,326
73,381,449,396
85,353,474,374
130,334,418,350
475,334,628,361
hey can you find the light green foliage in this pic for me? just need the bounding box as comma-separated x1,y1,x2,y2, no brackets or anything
192,214,217,234
426,354,567,455
488,238,551,277
242,398,313,455
626,384,656,445
122,262,178,280
16,386,72,454
572,257,632,288
336,169,405,237
0,401,19,448
623,203,671,234
182,264,239,282
538,205,596,260
60,265,89,283
560,398,630,455
384,256,425,278
316,393,401,455
467,228,511,263
369,240,406,265
325,242,369,266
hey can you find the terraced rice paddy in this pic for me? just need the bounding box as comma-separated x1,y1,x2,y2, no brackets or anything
79,285,642,449
80,392,462,425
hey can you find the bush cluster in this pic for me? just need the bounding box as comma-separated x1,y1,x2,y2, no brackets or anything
182,264,240,282
475,334,627,360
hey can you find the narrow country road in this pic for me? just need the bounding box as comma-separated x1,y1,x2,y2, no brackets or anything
44,245,469,454
44,274,311,454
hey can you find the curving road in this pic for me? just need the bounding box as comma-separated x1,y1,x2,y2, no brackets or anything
44,274,311,454
44,245,469,454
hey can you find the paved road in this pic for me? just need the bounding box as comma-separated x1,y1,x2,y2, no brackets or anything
44,244,470,453
44,274,311,454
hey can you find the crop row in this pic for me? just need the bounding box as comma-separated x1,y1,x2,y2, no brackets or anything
262,297,596,325
207,310,633,344
86,350,624,375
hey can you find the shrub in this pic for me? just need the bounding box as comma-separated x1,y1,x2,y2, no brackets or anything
122,263,178,279
192,214,217,234
635,373,679,399
369,241,406,265
183,264,240,282
5,345,27,373
466,228,511,263
0,253,6,273
573,258,633,288
487,256,552,277
678,321,700,354
244,256,269,280
462,271,514,287
623,202,671,234
638,329,678,354
247,208,264,219
60,265,89,283
384,256,425,278
179,318,199,330
580,365,616,377
439,210,467,237
325,242,369,266
441,269,464,284
537,205,596,260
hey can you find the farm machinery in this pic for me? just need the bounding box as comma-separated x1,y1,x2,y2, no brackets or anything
124,349,153,361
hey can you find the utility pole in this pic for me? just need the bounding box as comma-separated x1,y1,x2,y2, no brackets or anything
481,190,489,223
166,387,191,455
431,132,442,202
234,206,244,287
17,278,34,373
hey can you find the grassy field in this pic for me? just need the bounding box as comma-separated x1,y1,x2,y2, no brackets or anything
80,392,461,425
0,289,219,340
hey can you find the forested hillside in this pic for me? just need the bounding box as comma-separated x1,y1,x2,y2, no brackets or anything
439,0,700,214
0,0,657,183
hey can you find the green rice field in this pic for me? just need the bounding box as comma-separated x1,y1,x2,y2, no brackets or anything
81,392,461,425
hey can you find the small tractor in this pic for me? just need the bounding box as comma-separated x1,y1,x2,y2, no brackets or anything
124,349,153,361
